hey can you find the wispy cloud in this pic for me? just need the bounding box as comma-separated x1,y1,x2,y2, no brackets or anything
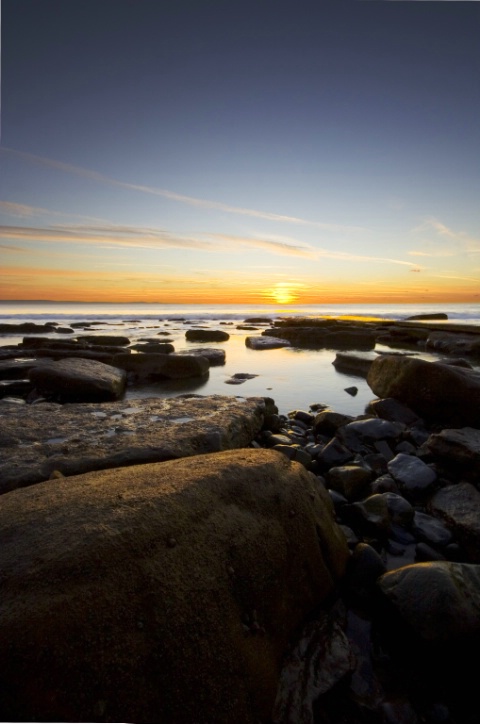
0,146,367,233
410,218,480,255
0,200,108,223
0,222,419,267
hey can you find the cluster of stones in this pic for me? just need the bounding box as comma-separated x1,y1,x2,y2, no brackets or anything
254,313,480,358
253,353,480,723
0,324,230,403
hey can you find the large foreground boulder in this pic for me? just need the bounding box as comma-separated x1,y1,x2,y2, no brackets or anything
367,355,480,427
28,357,127,402
0,448,349,724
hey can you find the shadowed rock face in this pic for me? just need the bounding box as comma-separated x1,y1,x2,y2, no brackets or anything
0,394,276,494
367,355,480,428
0,448,349,724
28,357,127,402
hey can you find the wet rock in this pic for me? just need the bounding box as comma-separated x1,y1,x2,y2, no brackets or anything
129,342,175,353
313,410,354,437
378,561,480,642
0,322,57,334
0,379,33,398
326,464,372,501
343,542,387,609
0,448,349,724
344,386,358,396
427,427,480,478
76,334,131,346
412,511,453,549
406,313,448,321
225,373,258,385
316,438,354,470
245,336,291,350
274,612,354,724
367,356,480,427
28,358,127,403
0,395,276,494
185,329,230,342
0,358,39,380
368,397,423,427
332,352,376,377
113,352,209,381
338,419,403,453
176,347,226,365
428,483,480,562
387,453,437,495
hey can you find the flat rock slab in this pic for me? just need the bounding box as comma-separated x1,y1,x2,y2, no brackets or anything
246,336,291,350
0,394,275,494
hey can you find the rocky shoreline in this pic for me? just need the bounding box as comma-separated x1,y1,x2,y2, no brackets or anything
1,314,480,723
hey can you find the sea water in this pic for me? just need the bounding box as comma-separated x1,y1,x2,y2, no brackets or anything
1,301,479,416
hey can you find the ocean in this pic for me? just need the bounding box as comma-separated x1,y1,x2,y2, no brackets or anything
2,301,479,417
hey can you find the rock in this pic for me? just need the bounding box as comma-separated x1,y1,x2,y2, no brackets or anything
428,483,480,562
405,313,448,321
368,398,423,427
316,438,354,470
243,317,273,324
387,453,437,495
378,561,480,642
367,355,480,427
245,336,291,350
426,331,480,356
0,379,33,398
28,358,127,403
273,612,354,724
326,465,372,501
0,358,39,379
0,448,349,724
427,427,480,478
130,342,175,353
338,419,403,452
76,334,131,346
185,329,230,342
272,444,313,468
264,327,376,351
313,410,354,437
225,373,259,385
0,395,276,494
412,512,453,549
113,352,209,381
176,347,226,365
332,352,376,377
343,543,387,608
344,386,358,396
0,322,57,334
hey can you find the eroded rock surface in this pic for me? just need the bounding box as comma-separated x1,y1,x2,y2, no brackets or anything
0,394,276,493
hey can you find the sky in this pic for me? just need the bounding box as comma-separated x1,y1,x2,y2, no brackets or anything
1,0,480,305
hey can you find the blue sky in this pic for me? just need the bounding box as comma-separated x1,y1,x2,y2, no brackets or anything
1,0,479,303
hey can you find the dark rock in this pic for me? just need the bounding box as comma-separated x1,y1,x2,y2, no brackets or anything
0,358,39,380
245,336,290,350
332,352,375,377
428,483,480,562
176,347,226,365
0,322,57,334
405,313,448,321
113,352,209,381
0,448,349,724
367,355,480,427
387,453,437,498
129,342,175,353
344,386,358,396
427,427,480,478
378,561,480,642
314,410,354,436
185,329,230,342
316,438,354,469
76,335,131,346
326,464,372,501
368,397,423,426
28,358,127,403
